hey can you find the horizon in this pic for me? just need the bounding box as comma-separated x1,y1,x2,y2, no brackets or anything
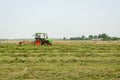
0,33,120,39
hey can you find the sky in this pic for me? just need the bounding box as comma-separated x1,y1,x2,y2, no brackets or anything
0,0,120,39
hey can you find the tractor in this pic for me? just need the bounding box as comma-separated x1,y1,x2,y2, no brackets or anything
33,32,52,46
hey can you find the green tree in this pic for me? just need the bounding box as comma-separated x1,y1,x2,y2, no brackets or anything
63,37,66,40
89,35,93,39
98,34,102,38
81,35,85,39
93,35,98,39
100,33,109,40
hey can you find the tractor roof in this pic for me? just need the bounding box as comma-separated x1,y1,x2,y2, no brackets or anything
35,32,45,34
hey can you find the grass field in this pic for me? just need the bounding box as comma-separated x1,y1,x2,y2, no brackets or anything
0,40,120,80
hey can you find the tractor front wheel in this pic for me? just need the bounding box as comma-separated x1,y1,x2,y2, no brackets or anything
42,42,52,46
47,43,52,46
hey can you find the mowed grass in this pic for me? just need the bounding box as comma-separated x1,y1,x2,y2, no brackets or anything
0,41,120,80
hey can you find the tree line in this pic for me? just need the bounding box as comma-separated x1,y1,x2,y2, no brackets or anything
64,33,120,41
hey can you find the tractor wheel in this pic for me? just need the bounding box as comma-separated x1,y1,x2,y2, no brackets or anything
42,42,52,46
47,43,52,46
35,40,41,46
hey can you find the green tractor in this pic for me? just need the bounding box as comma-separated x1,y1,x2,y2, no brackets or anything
33,32,52,46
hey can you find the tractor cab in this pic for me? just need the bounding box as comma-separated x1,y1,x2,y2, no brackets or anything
33,32,52,46
34,32,48,39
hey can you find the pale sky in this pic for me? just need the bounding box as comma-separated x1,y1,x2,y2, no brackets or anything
0,0,120,39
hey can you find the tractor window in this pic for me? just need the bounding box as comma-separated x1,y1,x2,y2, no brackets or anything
35,34,41,38
41,34,44,38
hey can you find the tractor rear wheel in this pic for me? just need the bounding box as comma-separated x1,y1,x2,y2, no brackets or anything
35,40,41,46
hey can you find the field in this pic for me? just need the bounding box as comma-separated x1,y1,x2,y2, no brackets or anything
0,40,120,80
